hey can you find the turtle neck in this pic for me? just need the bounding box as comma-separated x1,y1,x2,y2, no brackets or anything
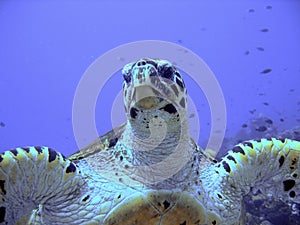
119,105,194,185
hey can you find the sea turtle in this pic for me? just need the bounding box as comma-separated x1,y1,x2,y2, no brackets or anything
0,58,300,225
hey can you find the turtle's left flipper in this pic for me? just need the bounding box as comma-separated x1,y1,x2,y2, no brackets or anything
200,138,300,224
0,146,83,225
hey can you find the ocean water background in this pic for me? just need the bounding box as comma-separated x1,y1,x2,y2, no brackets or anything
0,0,299,157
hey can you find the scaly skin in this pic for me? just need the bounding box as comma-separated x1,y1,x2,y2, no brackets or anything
0,59,300,225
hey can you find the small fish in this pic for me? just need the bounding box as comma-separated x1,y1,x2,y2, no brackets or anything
244,50,250,55
290,89,295,92
0,122,5,127
280,118,284,122
214,130,222,134
256,126,267,132
177,40,183,44
260,68,272,74
266,5,272,9
189,113,195,118
265,119,273,124
249,109,256,114
248,9,255,13
242,123,248,128
260,28,269,32
258,93,266,96
257,47,265,51
263,102,269,106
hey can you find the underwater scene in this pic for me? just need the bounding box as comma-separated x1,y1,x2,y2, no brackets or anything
0,1,300,224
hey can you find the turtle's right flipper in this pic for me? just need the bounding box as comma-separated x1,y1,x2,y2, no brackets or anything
218,138,300,202
200,138,300,224
0,146,82,225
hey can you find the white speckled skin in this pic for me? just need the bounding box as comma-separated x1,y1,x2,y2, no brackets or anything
1,59,300,225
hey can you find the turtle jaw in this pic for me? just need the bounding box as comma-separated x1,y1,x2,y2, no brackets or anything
126,84,183,125
130,85,175,111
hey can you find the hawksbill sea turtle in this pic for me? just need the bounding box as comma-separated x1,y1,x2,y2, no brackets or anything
0,58,300,225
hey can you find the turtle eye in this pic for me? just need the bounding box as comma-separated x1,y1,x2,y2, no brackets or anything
160,67,174,79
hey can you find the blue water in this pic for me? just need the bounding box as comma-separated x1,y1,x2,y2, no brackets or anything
0,0,299,157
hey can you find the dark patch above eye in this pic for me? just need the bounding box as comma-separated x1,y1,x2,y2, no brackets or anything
130,107,138,119
0,155,3,163
160,104,177,114
48,148,58,163
283,179,296,191
66,163,76,173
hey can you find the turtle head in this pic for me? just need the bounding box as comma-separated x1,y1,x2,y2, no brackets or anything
122,58,188,123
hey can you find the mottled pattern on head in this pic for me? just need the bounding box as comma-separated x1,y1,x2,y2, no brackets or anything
122,58,187,120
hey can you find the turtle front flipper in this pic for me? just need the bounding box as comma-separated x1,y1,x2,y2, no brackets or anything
0,146,83,225
200,138,300,224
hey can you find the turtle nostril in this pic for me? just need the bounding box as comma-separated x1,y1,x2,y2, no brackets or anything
137,61,147,66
